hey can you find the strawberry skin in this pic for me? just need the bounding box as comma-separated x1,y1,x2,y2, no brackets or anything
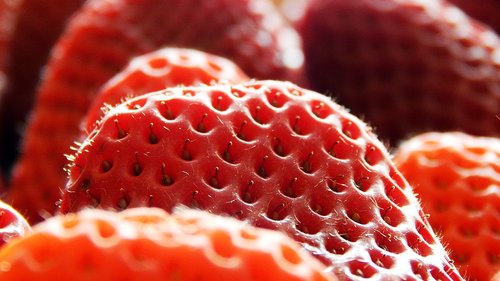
60,80,463,280
0,207,334,281
0,200,30,247
0,0,85,171
394,132,500,281
85,47,249,133
7,0,302,223
299,0,500,145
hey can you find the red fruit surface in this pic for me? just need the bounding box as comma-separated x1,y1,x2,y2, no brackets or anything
0,200,30,247
0,0,85,171
449,0,500,34
61,80,463,280
299,0,500,145
85,47,249,133
7,0,302,223
394,132,500,281
0,207,334,281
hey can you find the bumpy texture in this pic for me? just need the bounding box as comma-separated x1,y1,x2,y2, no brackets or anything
85,47,249,132
449,0,500,34
300,0,500,145
61,80,462,280
8,0,302,223
0,0,85,171
394,132,500,281
0,200,30,247
0,207,334,281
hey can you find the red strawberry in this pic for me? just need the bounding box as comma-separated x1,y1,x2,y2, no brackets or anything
0,200,30,247
394,132,500,281
0,207,335,281
299,0,500,145
60,80,463,280
0,0,85,171
8,0,303,223
85,47,250,133
449,0,500,34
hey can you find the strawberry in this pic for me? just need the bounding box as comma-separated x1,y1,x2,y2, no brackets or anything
299,0,500,145
7,0,303,223
85,47,249,133
393,132,500,281
0,207,335,281
0,0,85,171
449,0,500,34
60,80,463,280
0,200,30,247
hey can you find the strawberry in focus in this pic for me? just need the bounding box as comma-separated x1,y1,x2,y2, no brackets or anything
0,200,30,247
7,0,302,223
85,47,249,133
61,80,463,280
0,207,334,281
299,0,500,145
394,132,500,281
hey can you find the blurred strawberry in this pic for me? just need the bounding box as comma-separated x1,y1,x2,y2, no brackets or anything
0,0,85,171
85,47,249,132
0,200,30,247
0,0,20,97
299,0,500,145
0,207,334,281
7,0,302,223
60,80,463,280
394,132,500,281
449,0,500,34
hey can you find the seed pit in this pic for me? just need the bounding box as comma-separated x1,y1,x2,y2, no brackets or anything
327,139,356,160
148,57,168,69
369,249,395,269
326,175,348,193
281,244,302,265
349,260,377,278
384,184,409,207
181,140,193,161
158,101,175,120
160,163,174,186
311,100,333,119
267,201,288,221
101,160,112,173
265,89,288,108
374,231,405,254
114,119,128,139
132,153,142,176
272,137,286,157
325,236,350,255
364,144,384,166
148,123,159,144
406,232,433,257
341,119,361,139
210,91,233,111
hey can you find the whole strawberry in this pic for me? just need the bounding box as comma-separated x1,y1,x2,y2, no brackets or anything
85,47,249,132
0,207,334,281
394,132,500,281
299,0,500,145
0,200,30,247
7,0,302,223
60,80,463,280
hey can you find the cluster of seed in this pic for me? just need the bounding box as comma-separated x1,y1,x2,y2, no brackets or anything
64,81,460,280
